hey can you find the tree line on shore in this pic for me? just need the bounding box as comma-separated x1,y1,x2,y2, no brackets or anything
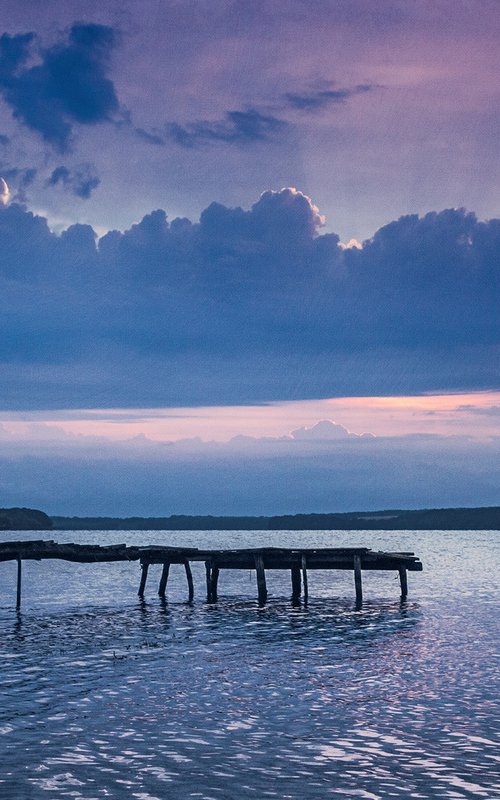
1,506,499,531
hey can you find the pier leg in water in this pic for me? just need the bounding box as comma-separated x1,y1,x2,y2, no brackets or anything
184,559,194,602
16,558,21,609
353,555,363,606
210,567,220,602
138,562,149,598
254,554,267,605
205,561,212,602
158,562,170,598
301,554,308,602
399,567,408,599
291,564,301,604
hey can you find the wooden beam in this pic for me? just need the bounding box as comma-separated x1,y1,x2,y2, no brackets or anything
301,554,308,601
291,564,301,602
158,562,170,597
254,554,267,605
184,559,194,602
16,558,21,609
138,562,149,597
399,567,408,598
353,554,362,605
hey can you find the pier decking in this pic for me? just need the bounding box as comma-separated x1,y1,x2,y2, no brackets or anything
0,540,422,608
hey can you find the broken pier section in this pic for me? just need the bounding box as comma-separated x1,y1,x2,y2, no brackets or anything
0,541,422,608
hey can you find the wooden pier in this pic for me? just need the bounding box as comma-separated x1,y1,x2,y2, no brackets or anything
0,540,422,608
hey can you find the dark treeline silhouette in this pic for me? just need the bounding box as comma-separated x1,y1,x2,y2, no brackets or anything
50,507,500,531
0,508,52,530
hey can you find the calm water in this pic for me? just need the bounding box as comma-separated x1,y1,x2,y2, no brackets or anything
0,529,498,800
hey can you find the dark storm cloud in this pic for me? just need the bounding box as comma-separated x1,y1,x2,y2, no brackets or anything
0,189,499,408
167,109,289,148
47,163,100,199
0,23,120,151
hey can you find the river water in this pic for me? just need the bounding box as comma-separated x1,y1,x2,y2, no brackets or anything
0,529,498,800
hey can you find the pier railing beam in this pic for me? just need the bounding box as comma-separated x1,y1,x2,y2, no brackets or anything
138,561,149,598
353,555,363,606
254,554,267,605
301,554,308,602
158,562,170,597
16,558,22,609
291,564,301,603
399,567,408,599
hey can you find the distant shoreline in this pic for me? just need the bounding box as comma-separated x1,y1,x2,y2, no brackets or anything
50,506,500,531
2,506,499,532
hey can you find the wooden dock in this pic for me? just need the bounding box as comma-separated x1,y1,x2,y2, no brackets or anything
0,540,422,608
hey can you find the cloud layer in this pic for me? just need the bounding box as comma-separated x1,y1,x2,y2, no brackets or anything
0,423,497,515
0,188,499,409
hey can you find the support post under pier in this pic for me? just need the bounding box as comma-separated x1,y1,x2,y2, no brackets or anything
210,566,220,603
184,559,194,602
158,562,170,597
301,554,308,602
16,558,21,609
138,562,149,598
291,564,301,603
255,554,267,605
399,567,408,599
353,555,363,606
205,561,212,602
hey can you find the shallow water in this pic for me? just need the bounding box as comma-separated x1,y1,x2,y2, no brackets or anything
0,529,498,800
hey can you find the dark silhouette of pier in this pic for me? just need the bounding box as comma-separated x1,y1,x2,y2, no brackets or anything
0,540,422,608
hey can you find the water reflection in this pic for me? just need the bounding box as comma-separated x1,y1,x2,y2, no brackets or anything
0,529,499,799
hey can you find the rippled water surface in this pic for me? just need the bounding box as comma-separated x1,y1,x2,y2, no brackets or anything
0,529,498,799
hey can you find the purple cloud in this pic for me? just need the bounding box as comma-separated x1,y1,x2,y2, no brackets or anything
0,24,121,151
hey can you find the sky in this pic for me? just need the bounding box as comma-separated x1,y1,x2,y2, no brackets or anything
0,0,499,515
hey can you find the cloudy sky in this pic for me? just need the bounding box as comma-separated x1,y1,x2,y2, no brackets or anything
0,0,499,515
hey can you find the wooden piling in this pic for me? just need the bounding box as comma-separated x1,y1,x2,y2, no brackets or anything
291,564,301,601
210,566,220,602
255,554,267,605
205,561,212,602
399,567,408,598
16,558,21,609
301,554,308,601
353,554,363,605
184,559,194,602
138,561,149,597
158,562,170,597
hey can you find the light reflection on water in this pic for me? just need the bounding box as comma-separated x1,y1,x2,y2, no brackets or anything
0,529,499,799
